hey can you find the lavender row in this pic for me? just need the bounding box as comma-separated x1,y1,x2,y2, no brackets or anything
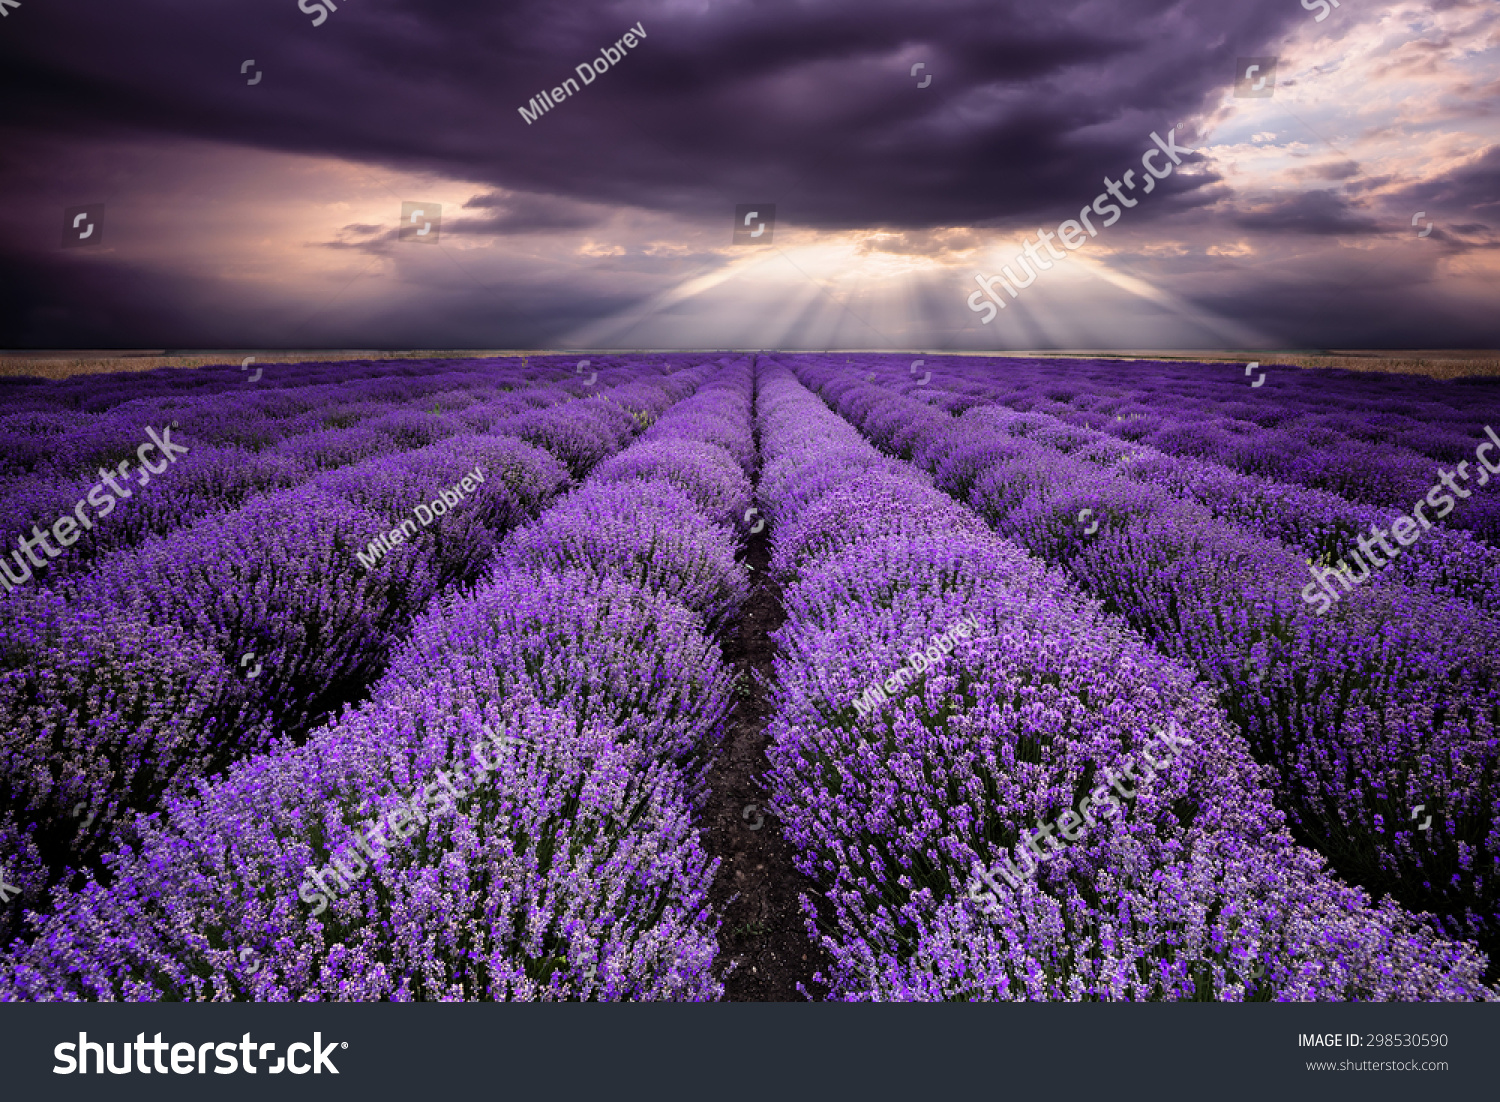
2,359,699,589
3,413,457,591
859,358,1500,664
0,352,639,417
870,361,1500,613
755,359,1489,1000
0,355,517,415
794,358,1500,960
0,363,709,945
0,358,577,481
0,356,698,953
0,366,601,582
897,353,1500,464
0,435,561,943
20,361,683,739
0,361,755,999
0,354,624,524
888,355,1500,544
497,360,754,785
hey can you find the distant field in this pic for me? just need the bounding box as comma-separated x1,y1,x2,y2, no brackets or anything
4,348,1498,382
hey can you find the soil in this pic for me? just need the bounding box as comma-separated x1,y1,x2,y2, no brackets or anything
701,383,835,1001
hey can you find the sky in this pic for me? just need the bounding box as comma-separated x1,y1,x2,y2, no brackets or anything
0,0,1496,351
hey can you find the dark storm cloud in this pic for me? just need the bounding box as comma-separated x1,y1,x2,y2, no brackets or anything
0,0,1300,231
1233,190,1384,235
1362,144,1500,254
455,193,611,236
1395,145,1500,219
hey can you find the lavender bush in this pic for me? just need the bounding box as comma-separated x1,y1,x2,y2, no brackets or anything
756,359,1491,1001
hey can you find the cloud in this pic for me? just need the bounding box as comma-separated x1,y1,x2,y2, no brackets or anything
455,191,611,235
0,0,1496,348
1397,144,1500,217
1233,190,1384,235
1292,159,1362,182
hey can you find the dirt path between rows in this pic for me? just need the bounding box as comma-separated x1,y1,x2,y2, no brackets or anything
702,382,833,1001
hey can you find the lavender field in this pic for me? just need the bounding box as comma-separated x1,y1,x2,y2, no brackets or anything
1,352,1496,1002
